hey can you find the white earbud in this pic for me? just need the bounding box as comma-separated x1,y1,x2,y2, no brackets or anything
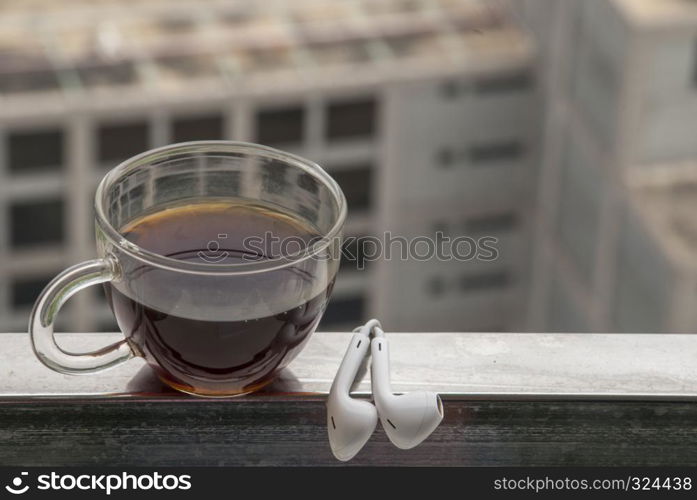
370,326,443,449
327,320,444,460
326,320,380,461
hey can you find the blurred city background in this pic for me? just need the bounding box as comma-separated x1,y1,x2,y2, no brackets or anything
0,0,695,334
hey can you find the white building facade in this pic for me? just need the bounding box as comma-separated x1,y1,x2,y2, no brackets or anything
0,0,538,333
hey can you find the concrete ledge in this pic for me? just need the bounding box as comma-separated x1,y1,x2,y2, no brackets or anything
1,332,696,399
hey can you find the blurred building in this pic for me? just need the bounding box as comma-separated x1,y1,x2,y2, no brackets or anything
0,0,537,333
517,0,697,332
619,164,697,333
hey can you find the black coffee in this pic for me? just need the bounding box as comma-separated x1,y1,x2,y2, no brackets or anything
104,201,333,396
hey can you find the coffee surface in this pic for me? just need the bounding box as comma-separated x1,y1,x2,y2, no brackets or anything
119,201,318,264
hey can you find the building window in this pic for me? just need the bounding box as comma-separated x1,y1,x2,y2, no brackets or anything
0,69,60,94
459,271,510,292
172,114,225,142
77,62,136,88
439,80,469,99
8,129,64,174
97,120,149,165
115,184,146,223
341,235,371,272
10,198,64,248
255,106,304,146
11,274,56,308
321,295,365,327
326,97,377,141
473,72,532,94
260,163,289,195
329,164,372,211
203,171,241,197
436,147,456,168
154,172,201,205
155,54,218,80
470,141,523,164
427,276,446,297
157,13,196,33
298,171,319,195
465,212,517,234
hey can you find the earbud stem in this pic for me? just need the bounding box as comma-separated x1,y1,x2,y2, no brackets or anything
370,336,392,399
330,332,371,395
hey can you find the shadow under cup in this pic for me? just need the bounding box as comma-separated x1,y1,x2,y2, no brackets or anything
31,142,346,397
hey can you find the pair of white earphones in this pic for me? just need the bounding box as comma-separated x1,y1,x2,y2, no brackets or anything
327,319,443,461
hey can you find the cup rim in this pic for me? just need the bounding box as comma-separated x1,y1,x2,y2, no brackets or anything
95,141,347,276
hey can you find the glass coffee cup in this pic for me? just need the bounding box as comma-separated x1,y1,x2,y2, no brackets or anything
29,142,346,396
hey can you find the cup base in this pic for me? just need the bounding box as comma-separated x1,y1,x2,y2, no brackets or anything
158,375,275,398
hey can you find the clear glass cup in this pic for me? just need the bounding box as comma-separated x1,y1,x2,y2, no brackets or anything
29,141,346,396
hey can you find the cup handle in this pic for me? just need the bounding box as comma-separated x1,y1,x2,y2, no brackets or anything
29,257,135,374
